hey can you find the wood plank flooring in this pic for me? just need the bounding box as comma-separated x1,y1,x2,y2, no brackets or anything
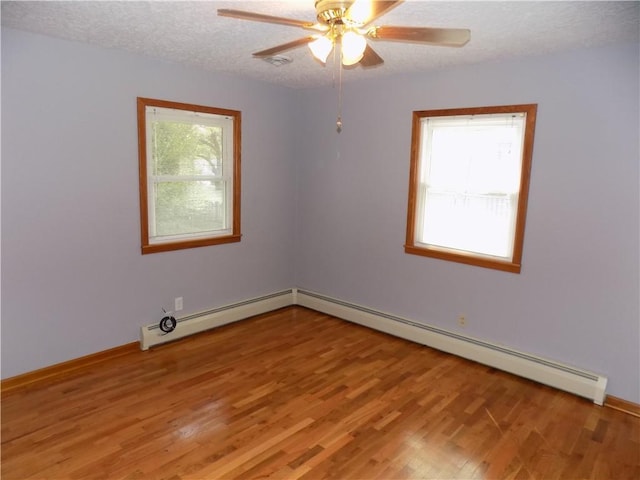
2,306,639,479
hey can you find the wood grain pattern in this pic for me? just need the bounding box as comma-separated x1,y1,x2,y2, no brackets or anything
0,342,139,394
2,307,639,479
606,395,640,418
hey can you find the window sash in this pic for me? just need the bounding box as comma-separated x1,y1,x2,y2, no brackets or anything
417,187,519,260
148,179,232,244
415,113,526,261
145,106,234,245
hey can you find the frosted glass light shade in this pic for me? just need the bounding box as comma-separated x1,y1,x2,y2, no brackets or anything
309,35,333,63
341,30,366,66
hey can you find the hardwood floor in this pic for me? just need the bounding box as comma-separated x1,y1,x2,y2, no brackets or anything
2,306,639,479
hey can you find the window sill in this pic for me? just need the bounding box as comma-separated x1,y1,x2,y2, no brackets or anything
142,234,242,254
404,244,521,273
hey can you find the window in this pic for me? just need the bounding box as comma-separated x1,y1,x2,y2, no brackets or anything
137,97,241,254
405,104,537,273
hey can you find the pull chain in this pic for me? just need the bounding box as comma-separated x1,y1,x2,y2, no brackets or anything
336,42,343,133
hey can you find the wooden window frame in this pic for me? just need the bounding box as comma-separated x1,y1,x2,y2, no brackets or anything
137,97,241,254
405,104,537,273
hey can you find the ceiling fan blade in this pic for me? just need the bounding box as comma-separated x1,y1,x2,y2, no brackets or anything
359,44,384,67
253,37,317,57
217,9,324,31
369,25,470,47
346,0,404,26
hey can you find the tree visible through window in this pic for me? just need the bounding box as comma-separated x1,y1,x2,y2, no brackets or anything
137,98,241,254
405,104,537,273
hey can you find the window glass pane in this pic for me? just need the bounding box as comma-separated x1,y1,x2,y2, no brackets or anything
418,114,525,260
425,120,523,194
153,180,226,238
421,192,516,258
152,121,223,176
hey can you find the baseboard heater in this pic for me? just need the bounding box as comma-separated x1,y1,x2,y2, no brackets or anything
139,287,607,405
294,289,608,406
139,289,294,351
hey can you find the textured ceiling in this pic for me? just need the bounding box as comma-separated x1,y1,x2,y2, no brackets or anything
2,1,639,88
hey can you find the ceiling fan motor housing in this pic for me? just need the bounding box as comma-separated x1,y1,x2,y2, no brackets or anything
315,0,360,26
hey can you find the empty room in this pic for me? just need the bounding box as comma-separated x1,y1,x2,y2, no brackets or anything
1,1,639,478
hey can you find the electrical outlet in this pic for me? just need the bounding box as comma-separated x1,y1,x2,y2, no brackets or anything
175,296,183,312
458,314,467,327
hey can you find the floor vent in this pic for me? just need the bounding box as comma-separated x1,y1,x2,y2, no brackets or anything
294,288,608,405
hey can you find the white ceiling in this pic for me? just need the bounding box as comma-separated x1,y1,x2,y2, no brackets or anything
2,1,638,88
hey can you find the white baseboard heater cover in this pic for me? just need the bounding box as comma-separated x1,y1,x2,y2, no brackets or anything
139,287,607,405
139,290,294,351
294,289,608,405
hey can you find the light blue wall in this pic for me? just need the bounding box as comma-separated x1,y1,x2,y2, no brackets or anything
3,27,638,403
295,43,640,403
1,28,298,376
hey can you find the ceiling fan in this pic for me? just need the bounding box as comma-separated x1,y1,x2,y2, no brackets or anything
218,0,470,68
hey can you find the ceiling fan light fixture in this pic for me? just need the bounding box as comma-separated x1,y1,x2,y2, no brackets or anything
341,30,366,66
218,3,471,132
344,0,373,25
308,35,334,63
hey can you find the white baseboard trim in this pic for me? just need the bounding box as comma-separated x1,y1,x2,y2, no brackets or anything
139,289,294,351
294,288,608,405
139,287,607,405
